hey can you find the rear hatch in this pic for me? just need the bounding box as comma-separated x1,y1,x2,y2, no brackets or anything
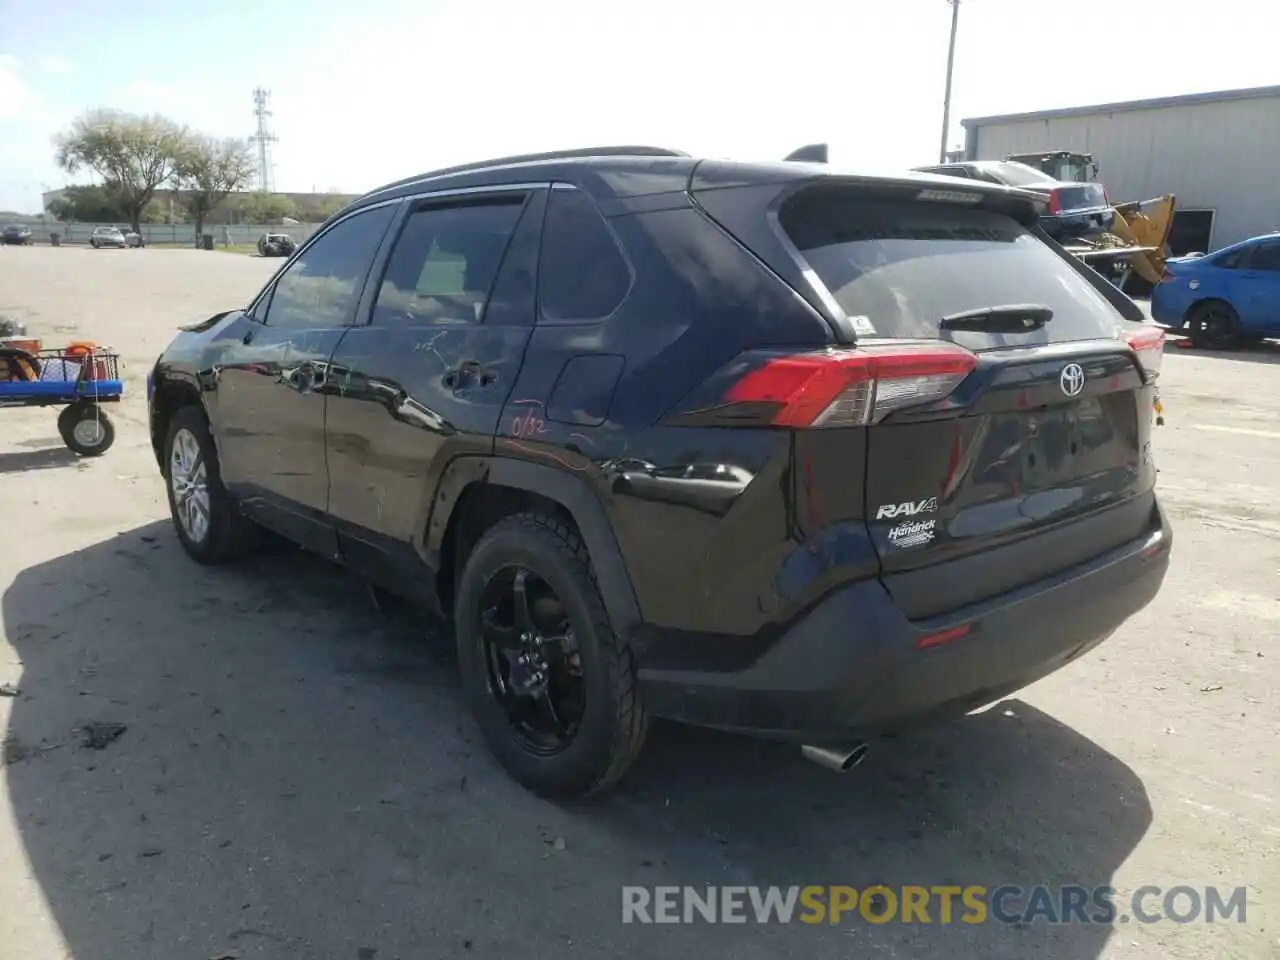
692,175,1164,619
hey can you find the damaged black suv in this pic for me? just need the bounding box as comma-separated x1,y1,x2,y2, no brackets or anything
148,146,1171,797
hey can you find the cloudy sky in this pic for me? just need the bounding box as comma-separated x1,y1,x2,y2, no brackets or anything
0,0,1270,212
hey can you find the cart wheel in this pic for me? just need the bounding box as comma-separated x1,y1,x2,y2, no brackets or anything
58,402,115,456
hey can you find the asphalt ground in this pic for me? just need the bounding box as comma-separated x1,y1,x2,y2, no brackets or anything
1,246,1275,960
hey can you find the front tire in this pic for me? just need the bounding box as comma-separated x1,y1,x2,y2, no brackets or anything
163,406,258,564
455,512,648,798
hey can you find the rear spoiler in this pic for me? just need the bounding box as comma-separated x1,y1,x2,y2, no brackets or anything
783,144,828,164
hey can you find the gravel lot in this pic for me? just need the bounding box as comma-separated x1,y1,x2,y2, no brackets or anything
1,245,1276,960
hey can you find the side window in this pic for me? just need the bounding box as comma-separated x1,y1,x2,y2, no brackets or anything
371,199,525,325
538,187,631,322
263,204,395,329
1215,248,1246,270
1248,241,1280,272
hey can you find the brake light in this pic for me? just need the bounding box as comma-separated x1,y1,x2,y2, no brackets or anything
1047,188,1062,215
1124,325,1165,380
725,342,978,427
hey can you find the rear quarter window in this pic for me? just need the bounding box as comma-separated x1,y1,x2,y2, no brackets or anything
538,187,631,322
778,190,1129,350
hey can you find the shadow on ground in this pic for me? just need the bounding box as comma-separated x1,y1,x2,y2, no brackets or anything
3,520,1151,960
0,446,80,474
1168,335,1280,366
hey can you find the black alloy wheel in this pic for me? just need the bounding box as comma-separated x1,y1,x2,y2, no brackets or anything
478,564,585,755
455,512,648,798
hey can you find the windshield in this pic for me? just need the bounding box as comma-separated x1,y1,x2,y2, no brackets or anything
1053,160,1089,182
778,192,1128,350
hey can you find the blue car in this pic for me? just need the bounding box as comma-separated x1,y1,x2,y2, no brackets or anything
1151,232,1280,347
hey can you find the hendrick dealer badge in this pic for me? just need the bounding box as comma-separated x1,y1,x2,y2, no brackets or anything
877,495,940,549
887,518,937,549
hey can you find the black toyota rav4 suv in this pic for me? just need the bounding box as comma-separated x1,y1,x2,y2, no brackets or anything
148,146,1172,797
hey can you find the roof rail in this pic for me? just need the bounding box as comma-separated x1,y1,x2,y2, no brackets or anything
365,146,690,200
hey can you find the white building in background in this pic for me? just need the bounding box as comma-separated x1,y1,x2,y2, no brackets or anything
962,84,1280,254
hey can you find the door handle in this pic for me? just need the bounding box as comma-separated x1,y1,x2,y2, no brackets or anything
445,360,480,389
284,362,325,393
444,360,496,390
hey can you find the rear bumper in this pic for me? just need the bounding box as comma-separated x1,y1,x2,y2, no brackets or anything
1149,287,1188,326
638,501,1171,741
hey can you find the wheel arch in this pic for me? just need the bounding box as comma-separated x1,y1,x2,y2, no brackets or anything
1185,295,1238,320
149,370,205,471
430,457,642,638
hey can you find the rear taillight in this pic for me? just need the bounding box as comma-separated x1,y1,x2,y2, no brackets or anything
1047,189,1062,214
1125,325,1165,380
724,342,978,427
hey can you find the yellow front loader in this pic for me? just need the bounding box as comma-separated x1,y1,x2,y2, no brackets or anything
1005,151,1176,288
1066,194,1178,288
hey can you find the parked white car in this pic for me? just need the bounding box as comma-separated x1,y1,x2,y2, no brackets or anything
90,226,128,249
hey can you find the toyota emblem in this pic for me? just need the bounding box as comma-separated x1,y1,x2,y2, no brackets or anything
1060,362,1086,397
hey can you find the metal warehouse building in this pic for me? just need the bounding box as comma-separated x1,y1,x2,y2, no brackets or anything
962,84,1280,254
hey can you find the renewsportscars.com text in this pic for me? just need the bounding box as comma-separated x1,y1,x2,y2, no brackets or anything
621,885,1249,926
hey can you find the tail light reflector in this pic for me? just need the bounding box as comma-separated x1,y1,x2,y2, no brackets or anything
916,624,971,650
1047,188,1062,215
725,342,978,427
1125,325,1165,380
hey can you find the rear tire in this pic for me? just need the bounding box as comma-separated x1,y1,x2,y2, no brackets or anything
1186,300,1240,349
455,512,648,798
57,402,115,456
163,406,258,564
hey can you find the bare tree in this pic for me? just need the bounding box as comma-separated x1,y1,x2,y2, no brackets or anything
174,135,258,247
55,110,186,232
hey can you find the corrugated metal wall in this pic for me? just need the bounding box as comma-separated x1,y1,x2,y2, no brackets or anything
965,95,1280,250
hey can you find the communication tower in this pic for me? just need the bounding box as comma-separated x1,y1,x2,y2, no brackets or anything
250,88,278,192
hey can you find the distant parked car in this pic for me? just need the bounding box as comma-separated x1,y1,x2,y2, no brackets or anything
913,160,1115,241
124,229,144,248
90,226,129,249
2,225,34,245
1151,232,1280,347
257,232,297,257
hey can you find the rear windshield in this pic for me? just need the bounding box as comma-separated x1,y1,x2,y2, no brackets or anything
981,161,1051,187
779,193,1128,349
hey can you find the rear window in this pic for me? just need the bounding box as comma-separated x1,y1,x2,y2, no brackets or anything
983,161,1052,187
778,192,1128,349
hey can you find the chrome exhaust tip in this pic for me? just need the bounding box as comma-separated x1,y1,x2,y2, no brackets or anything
800,742,869,773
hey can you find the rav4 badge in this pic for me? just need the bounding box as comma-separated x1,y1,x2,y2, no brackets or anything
875,497,938,520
